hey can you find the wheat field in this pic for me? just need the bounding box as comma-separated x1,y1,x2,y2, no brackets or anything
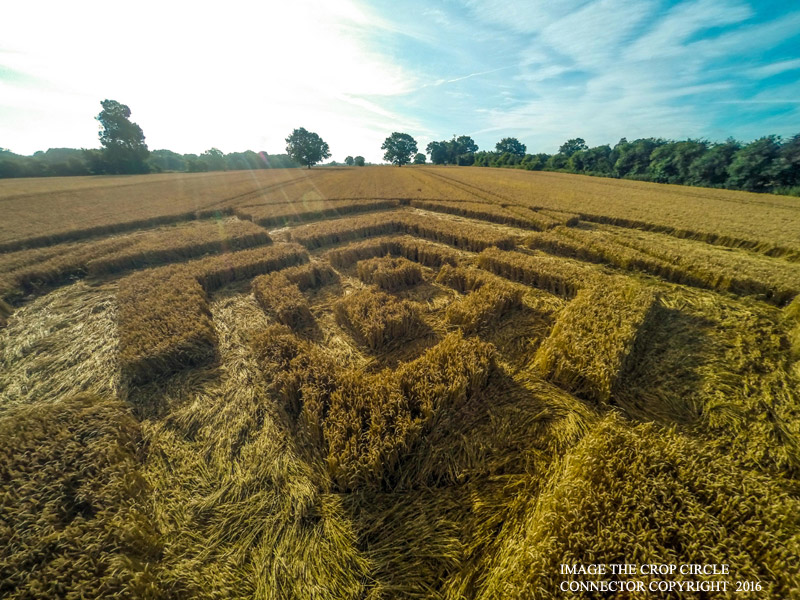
1,166,799,599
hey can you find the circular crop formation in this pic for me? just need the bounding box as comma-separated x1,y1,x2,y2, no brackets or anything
1,167,799,598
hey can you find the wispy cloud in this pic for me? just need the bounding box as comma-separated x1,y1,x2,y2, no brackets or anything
626,0,753,61
0,0,420,158
419,66,518,90
745,58,800,79
1,0,799,158
449,0,800,151
718,99,800,104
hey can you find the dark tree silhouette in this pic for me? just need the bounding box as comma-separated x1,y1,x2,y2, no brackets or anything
559,138,588,157
96,100,149,174
426,141,448,165
727,136,782,192
285,127,331,168
382,132,418,166
495,137,527,156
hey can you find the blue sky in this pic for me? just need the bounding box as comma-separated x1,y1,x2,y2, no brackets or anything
1,0,799,162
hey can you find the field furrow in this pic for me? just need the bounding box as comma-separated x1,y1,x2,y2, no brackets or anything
0,218,271,303
527,224,800,304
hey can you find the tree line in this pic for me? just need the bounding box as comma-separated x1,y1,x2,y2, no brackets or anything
424,134,800,196
0,146,303,178
0,100,302,178
1,99,798,196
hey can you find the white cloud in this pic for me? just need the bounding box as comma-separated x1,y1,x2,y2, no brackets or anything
0,0,418,160
466,1,800,151
538,0,657,69
627,0,753,60
745,58,800,78
2,0,799,160
461,0,593,33
680,9,800,59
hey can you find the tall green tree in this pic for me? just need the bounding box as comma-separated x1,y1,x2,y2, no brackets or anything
472,151,492,167
413,153,426,164
452,135,478,155
523,153,550,171
426,141,448,165
648,140,707,184
613,138,664,178
727,136,782,192
285,127,331,168
96,99,149,174
201,148,226,171
149,149,187,172
567,150,587,173
224,150,266,171
344,156,355,166
546,153,569,170
450,135,478,165
558,138,588,157
495,137,526,156
579,145,612,174
382,132,417,166
687,139,740,187
354,156,365,166
774,134,800,190
425,136,477,165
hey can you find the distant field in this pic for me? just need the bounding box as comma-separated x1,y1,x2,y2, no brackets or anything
425,167,800,256
1,167,799,599
2,166,799,253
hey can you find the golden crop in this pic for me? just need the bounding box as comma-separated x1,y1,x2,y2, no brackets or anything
528,224,800,305
477,246,596,297
326,234,461,269
356,255,423,291
334,287,424,351
410,199,557,230
252,272,311,328
0,394,161,596
251,261,336,329
0,218,271,302
533,280,658,403
236,198,400,227
445,282,523,334
290,210,516,251
118,243,307,386
415,167,800,258
251,327,496,490
0,169,301,251
86,218,271,275
2,167,799,599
